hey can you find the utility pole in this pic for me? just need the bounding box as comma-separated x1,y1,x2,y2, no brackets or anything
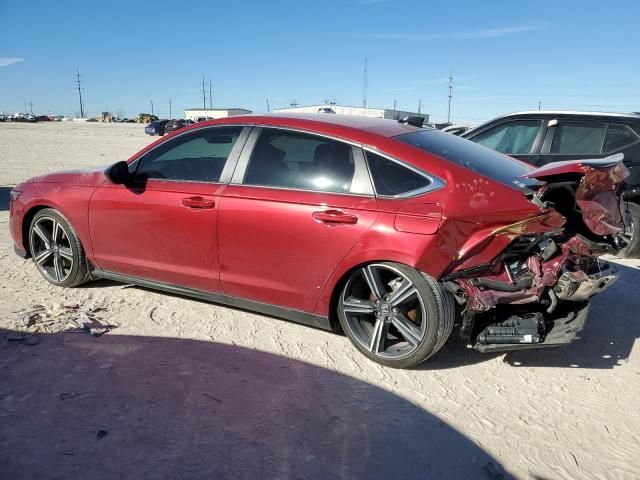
447,73,453,124
538,101,542,111
28,102,34,114
393,99,397,111
266,99,271,113
150,100,154,116
201,76,207,110
209,77,213,110
362,56,368,108
75,69,85,118
169,99,172,119
418,99,422,114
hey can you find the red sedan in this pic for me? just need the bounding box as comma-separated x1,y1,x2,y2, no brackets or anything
8,114,630,368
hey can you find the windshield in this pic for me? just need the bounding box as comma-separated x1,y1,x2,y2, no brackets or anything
395,129,538,189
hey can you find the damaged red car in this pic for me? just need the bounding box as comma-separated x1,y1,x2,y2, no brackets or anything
8,114,632,368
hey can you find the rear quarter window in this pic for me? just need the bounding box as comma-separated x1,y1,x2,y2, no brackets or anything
365,151,431,196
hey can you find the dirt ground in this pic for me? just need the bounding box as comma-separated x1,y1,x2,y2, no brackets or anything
0,122,639,480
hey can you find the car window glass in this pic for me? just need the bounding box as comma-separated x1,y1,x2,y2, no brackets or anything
550,122,606,155
243,129,355,193
366,152,431,196
471,120,541,154
603,124,638,152
396,129,538,190
136,126,242,182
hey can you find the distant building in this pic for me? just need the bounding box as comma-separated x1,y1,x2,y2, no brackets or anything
274,104,429,122
184,108,252,121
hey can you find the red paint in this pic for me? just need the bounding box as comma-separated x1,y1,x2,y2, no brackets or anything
8,114,626,320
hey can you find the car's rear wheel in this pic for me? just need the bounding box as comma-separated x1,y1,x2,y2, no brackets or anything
29,209,90,288
337,262,455,368
619,202,640,259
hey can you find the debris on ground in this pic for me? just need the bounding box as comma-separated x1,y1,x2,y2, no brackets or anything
9,303,113,336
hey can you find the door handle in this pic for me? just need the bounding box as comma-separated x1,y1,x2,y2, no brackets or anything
312,210,358,224
181,196,216,209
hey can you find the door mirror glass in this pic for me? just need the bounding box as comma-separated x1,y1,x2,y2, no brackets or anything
105,161,131,184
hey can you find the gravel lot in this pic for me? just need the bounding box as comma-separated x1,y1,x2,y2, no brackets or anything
1,122,639,479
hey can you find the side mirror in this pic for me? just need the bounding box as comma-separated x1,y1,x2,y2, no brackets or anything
105,161,131,184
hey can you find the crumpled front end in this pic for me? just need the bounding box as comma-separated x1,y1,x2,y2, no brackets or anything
443,156,629,352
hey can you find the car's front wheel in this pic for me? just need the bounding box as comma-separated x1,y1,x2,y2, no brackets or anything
29,208,91,287
337,262,455,368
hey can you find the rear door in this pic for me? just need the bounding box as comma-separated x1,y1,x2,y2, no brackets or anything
464,118,546,166
218,127,378,312
538,119,640,168
89,125,249,292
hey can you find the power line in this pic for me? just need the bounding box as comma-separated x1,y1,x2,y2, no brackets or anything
362,56,368,108
209,78,213,110
447,72,453,123
201,76,207,109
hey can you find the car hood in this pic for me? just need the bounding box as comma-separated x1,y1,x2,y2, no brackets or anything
21,167,109,187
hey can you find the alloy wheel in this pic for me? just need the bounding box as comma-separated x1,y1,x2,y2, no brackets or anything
30,216,74,283
341,264,427,359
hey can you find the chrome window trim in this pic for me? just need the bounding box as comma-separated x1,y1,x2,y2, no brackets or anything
127,124,253,184
231,126,375,197
362,146,446,199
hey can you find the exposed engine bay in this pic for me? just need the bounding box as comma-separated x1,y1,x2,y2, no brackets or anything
443,156,631,352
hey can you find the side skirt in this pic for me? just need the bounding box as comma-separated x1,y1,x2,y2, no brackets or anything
91,269,331,330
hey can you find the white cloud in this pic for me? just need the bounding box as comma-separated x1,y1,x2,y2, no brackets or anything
0,57,24,67
355,22,550,40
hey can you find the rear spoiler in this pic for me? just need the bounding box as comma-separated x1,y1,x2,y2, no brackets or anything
521,153,624,179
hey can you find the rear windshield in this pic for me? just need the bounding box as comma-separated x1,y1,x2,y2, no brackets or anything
395,129,538,189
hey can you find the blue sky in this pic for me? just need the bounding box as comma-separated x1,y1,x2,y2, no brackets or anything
1,0,639,123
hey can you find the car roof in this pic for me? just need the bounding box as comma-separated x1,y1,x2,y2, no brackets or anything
503,110,640,119
463,110,640,137
198,113,423,138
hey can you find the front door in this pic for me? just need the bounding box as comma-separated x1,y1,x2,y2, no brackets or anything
218,127,378,312
89,125,248,292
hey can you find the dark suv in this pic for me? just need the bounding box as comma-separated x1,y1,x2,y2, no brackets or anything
462,111,640,257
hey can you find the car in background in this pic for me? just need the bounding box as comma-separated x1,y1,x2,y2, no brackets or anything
9,114,629,368
165,119,194,134
195,116,214,123
441,124,472,136
318,107,336,114
462,111,640,258
145,119,169,136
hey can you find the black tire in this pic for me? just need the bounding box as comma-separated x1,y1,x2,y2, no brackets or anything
337,262,455,369
619,202,640,259
28,208,91,288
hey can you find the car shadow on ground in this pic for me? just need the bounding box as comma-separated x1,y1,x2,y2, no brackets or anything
426,261,640,370
0,186,12,211
0,330,512,480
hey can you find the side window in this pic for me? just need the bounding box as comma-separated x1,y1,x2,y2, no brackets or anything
603,124,639,153
366,151,430,196
471,120,541,154
243,129,355,193
550,122,606,155
136,126,242,182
